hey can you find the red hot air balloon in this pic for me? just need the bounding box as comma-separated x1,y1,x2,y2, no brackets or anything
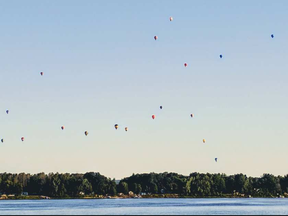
21,137,25,142
61,126,65,130
184,63,188,67
152,115,156,120
170,17,173,21
154,36,158,41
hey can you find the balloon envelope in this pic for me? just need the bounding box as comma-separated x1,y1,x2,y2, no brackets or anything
152,115,155,119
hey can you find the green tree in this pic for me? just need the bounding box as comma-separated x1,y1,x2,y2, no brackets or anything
234,174,246,193
118,182,129,194
80,179,93,195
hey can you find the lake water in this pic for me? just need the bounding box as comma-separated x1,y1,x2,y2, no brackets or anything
0,198,288,215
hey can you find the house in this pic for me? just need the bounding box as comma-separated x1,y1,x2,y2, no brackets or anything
21,192,29,196
0,194,8,200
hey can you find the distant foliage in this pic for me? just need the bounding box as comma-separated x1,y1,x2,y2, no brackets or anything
0,172,115,197
120,172,288,197
0,172,287,197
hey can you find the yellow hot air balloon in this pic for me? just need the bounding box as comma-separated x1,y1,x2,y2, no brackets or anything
203,139,206,143
115,124,119,130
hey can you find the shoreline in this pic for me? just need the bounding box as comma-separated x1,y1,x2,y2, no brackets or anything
1,194,286,200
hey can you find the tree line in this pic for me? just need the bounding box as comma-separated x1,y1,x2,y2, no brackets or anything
0,172,288,198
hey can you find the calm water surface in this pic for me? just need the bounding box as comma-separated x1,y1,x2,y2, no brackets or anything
0,198,288,215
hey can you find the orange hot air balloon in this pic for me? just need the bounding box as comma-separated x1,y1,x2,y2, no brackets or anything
115,124,119,130
61,126,65,130
125,127,128,132
203,139,206,144
154,36,158,40
152,115,156,120
184,63,188,67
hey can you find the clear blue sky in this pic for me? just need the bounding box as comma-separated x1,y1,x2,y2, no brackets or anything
0,0,288,179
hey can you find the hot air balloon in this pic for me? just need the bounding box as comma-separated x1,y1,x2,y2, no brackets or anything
203,139,206,144
40,72,44,76
271,34,274,39
6,110,9,114
215,158,218,162
115,124,119,130
190,114,194,118
170,17,173,21
220,55,223,59
154,36,158,41
152,115,155,120
160,106,163,110
61,126,65,130
125,127,128,132
21,137,25,142
85,131,88,136
184,63,188,67
1,139,3,143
